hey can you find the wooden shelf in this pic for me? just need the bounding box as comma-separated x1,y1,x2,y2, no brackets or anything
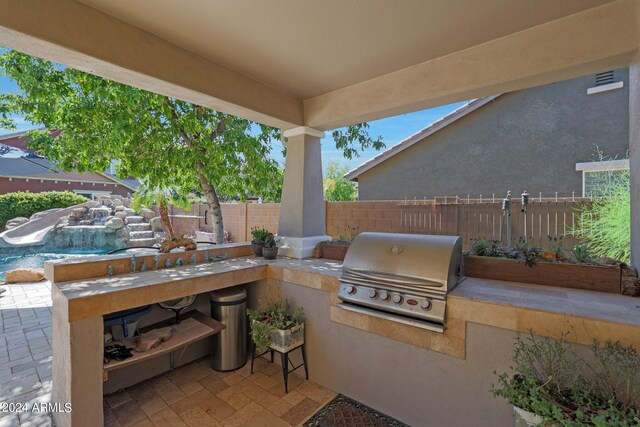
104,311,225,373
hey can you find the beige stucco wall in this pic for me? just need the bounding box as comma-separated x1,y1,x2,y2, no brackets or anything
245,278,520,426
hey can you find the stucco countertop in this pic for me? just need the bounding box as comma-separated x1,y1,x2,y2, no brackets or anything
451,277,640,327
51,255,640,353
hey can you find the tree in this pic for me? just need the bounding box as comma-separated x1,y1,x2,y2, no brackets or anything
324,162,358,201
0,49,383,243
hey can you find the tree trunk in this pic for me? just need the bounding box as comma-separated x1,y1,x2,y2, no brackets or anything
197,169,224,244
158,201,175,240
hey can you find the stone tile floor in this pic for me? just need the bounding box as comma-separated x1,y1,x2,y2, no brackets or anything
0,281,336,426
0,282,54,427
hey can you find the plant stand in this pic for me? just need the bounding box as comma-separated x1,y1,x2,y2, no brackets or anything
249,340,308,393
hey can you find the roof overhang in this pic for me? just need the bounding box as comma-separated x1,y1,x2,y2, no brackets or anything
0,0,638,130
344,96,501,181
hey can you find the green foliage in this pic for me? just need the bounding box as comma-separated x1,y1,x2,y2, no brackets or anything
548,235,567,261
335,225,359,244
323,162,358,201
505,238,541,268
571,244,590,264
247,300,304,351
575,166,630,263
263,233,277,248
250,226,270,243
492,332,640,426
130,185,191,213
469,238,504,257
0,49,382,242
0,191,87,229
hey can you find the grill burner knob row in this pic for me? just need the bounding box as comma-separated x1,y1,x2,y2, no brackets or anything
392,294,403,305
379,291,390,301
346,285,357,295
368,289,378,299
420,299,432,311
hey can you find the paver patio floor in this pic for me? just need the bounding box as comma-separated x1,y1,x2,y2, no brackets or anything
0,281,335,427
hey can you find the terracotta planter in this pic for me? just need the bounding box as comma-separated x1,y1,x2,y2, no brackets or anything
262,246,278,260
464,255,622,294
251,241,263,257
319,242,349,261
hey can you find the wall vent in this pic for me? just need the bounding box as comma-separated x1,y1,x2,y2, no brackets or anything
595,71,614,86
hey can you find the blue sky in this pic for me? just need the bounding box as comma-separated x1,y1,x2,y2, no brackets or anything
0,66,463,171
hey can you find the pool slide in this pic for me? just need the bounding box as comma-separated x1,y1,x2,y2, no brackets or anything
0,201,98,248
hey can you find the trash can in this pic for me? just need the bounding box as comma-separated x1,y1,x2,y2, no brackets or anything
210,287,247,371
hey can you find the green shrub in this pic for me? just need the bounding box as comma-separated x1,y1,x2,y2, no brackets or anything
574,168,630,263
0,191,88,229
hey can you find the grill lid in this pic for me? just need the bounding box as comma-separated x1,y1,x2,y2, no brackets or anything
342,232,462,292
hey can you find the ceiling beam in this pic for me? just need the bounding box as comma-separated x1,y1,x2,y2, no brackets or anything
0,0,304,129
304,0,640,130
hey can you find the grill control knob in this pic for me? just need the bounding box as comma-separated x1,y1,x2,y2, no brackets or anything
346,285,357,295
379,291,390,301
368,289,378,299
420,299,432,311
392,294,404,305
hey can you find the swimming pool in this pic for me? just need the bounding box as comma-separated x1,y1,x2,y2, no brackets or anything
0,249,110,280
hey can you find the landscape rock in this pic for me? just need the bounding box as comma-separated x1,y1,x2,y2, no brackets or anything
114,212,127,220
112,199,124,207
140,208,155,222
622,275,640,297
115,205,125,212
105,217,125,231
5,217,30,230
150,217,164,232
5,268,45,283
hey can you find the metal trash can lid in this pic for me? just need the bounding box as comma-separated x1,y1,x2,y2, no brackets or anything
210,287,246,303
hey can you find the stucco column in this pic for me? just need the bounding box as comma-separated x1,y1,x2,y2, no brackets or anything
631,62,640,269
51,288,103,427
278,126,330,258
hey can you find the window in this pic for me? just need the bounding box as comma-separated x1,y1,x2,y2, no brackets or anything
575,159,629,197
73,190,112,200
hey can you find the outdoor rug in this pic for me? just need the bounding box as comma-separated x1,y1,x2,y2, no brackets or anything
303,394,409,427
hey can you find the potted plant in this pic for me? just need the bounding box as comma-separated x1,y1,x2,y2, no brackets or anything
262,233,279,260
250,226,269,257
247,300,305,353
315,226,359,261
492,331,640,426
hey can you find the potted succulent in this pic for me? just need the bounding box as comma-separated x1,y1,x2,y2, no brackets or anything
262,233,279,260
247,300,305,353
250,226,270,257
492,331,640,426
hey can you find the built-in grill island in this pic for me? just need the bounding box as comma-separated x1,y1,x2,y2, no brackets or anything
338,232,463,333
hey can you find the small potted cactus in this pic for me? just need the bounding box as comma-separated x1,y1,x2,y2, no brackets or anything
262,233,279,260
250,226,270,257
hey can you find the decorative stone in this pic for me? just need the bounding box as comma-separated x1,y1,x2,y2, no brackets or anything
78,220,93,226
107,265,114,277
5,217,29,230
622,277,640,296
114,212,127,220
176,257,184,266
140,208,155,222
5,268,45,283
149,217,164,232
104,217,125,231
115,205,125,212
154,255,161,270
112,199,124,207
100,199,113,207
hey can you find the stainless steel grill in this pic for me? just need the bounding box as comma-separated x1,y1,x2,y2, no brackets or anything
338,232,463,333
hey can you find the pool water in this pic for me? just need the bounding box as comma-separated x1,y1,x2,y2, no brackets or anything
0,249,110,280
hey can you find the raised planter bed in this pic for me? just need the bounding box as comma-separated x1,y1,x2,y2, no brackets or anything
464,255,622,294
316,242,349,261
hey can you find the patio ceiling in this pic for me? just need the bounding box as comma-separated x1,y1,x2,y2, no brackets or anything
0,0,638,130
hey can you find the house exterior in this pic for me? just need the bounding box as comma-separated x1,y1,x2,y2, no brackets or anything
0,129,137,198
346,69,630,200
